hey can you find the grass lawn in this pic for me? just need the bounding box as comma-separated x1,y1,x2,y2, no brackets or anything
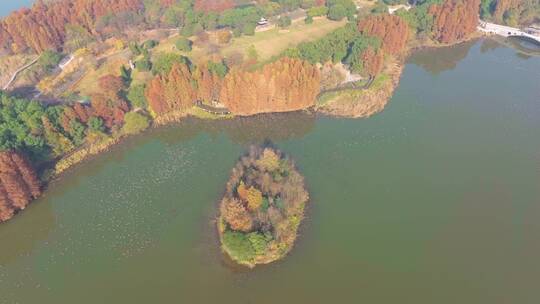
74,50,130,96
153,17,347,64
72,17,346,96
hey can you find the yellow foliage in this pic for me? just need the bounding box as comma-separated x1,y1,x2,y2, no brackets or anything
237,182,263,211
257,148,280,172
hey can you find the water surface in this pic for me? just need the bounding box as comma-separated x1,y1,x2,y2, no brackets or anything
1,39,539,303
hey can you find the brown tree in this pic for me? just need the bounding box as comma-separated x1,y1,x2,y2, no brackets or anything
358,14,409,55
362,47,385,77
145,63,197,115
429,0,481,44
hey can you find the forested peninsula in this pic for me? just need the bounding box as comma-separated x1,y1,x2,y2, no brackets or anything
218,146,308,267
1,0,538,223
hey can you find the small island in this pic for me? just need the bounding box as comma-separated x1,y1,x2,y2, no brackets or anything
218,146,308,268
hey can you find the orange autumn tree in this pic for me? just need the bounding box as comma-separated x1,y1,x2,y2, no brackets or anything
429,0,481,44
358,14,409,55
0,0,143,54
220,57,321,116
146,63,197,115
193,63,223,104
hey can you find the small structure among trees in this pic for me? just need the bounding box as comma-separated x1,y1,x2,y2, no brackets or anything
218,146,309,268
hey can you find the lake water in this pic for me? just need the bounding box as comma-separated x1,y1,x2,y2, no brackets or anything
1,39,539,303
0,0,34,17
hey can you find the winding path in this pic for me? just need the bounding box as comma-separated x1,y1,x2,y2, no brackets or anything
2,57,39,90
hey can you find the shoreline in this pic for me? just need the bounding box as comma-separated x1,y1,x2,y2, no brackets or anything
6,34,503,223
216,147,309,268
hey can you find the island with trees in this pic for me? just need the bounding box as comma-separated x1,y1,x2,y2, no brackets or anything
218,146,308,267
0,0,538,223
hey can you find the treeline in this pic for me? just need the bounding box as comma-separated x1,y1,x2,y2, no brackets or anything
145,57,320,116
0,0,358,55
481,0,540,26
285,0,482,74
0,0,143,54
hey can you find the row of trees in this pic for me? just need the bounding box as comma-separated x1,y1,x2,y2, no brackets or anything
481,0,539,26
0,0,143,54
145,57,320,116
285,24,384,76
0,0,341,55
220,58,321,115
429,0,481,44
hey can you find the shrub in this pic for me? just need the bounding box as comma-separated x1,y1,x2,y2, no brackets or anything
217,30,232,44
222,231,256,262
328,4,347,20
88,117,105,132
247,232,271,256
152,53,190,75
243,23,256,35
142,40,158,49
135,58,151,71
121,112,149,135
175,37,193,52
127,85,147,109
308,6,328,17
277,16,292,28
38,50,63,72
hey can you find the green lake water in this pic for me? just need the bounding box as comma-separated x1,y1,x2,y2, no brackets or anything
1,39,539,303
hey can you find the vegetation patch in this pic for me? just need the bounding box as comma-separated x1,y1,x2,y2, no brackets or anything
218,146,309,268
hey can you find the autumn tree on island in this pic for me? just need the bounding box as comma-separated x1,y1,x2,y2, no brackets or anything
218,146,309,267
0,151,41,222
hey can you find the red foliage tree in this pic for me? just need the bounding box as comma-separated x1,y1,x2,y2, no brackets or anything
429,0,481,44
0,151,41,222
358,14,410,55
220,58,321,116
194,63,222,103
90,94,129,128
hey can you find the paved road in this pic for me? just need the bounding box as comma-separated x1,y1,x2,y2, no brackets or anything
479,21,540,44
